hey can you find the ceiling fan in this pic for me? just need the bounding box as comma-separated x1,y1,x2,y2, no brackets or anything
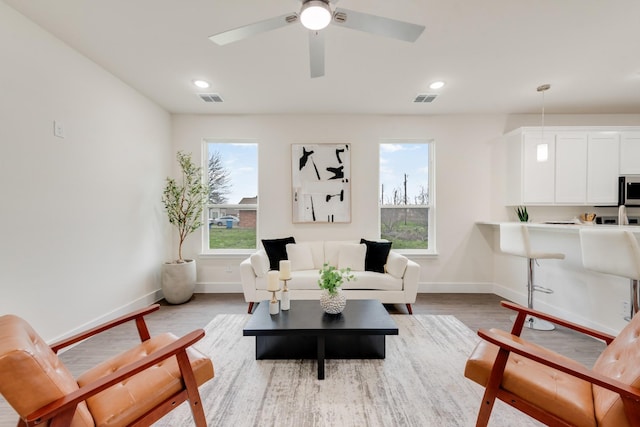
208,0,425,78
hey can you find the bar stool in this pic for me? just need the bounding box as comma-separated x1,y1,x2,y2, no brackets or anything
499,223,565,330
579,228,640,321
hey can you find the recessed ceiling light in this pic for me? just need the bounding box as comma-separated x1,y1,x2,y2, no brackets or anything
429,81,445,90
193,80,210,89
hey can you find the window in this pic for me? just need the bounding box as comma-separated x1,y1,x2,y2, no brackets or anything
204,141,258,252
379,141,435,253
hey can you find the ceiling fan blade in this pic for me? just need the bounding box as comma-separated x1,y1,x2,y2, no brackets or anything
309,31,325,78
209,13,298,45
333,8,424,42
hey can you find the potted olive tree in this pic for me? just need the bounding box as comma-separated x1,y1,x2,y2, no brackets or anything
161,151,209,304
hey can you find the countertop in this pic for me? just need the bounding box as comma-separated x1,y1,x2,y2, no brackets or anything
476,221,640,233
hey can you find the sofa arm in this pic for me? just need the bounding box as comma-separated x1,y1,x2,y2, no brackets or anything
240,257,258,303
402,260,420,303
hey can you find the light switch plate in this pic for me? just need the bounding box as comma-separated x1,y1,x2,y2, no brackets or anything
53,120,65,138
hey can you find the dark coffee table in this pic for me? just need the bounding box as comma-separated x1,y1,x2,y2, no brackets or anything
243,299,398,379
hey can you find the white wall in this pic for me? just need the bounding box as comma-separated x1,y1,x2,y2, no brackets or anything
0,3,172,341
171,114,510,293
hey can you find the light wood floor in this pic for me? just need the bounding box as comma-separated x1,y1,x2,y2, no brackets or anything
0,293,606,426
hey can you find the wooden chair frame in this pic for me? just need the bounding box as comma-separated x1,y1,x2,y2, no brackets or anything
474,301,640,427
14,304,209,427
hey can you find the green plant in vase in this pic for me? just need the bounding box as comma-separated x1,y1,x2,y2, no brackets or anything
318,263,355,295
318,263,355,314
515,206,529,222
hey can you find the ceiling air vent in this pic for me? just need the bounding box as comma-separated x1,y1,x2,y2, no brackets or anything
198,93,224,103
413,94,438,103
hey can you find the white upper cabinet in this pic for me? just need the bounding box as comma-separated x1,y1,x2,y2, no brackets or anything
504,127,635,206
522,132,556,204
586,134,619,205
620,132,640,175
555,133,588,204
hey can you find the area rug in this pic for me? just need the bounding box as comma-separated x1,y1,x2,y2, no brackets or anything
155,314,542,427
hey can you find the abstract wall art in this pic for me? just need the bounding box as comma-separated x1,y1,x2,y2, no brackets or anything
292,143,351,223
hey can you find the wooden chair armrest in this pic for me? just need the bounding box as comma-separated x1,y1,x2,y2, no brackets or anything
50,304,161,353
500,300,615,344
478,328,640,401
26,328,206,426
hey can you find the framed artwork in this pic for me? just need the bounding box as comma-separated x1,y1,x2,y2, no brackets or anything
292,143,351,223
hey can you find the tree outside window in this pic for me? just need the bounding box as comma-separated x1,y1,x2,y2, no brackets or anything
379,141,434,251
205,141,258,251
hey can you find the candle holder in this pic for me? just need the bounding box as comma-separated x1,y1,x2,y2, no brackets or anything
269,288,280,315
281,278,291,311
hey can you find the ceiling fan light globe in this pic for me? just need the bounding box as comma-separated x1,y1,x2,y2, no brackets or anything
300,1,332,30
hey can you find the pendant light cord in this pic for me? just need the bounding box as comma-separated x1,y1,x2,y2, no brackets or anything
537,84,550,140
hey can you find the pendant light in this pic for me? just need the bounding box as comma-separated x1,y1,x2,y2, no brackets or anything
536,84,551,162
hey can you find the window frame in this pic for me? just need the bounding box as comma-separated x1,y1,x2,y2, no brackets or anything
201,139,259,255
379,139,436,256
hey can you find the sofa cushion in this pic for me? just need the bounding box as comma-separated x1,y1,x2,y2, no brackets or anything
386,251,408,278
338,243,366,271
325,240,358,266
307,241,325,269
360,239,392,273
286,243,315,271
291,270,323,290
262,236,295,270
341,271,403,291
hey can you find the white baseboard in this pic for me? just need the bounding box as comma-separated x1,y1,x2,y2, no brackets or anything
196,282,243,293
50,290,163,348
418,282,495,293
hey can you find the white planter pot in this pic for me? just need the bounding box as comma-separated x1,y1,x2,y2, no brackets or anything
161,259,196,304
319,288,347,314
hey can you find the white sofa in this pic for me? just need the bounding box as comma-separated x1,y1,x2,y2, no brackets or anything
240,240,420,314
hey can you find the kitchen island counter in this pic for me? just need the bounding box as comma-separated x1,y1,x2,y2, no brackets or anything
478,221,640,335
477,220,640,232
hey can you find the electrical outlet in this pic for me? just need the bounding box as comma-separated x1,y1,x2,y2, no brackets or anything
53,120,65,138
621,300,631,319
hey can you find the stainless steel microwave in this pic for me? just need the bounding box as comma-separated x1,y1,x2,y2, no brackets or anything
619,176,640,207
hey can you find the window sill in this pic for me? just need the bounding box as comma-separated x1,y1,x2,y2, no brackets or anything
395,249,438,259
199,249,255,259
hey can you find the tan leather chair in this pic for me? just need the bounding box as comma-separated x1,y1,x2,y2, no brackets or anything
465,301,640,427
0,304,214,427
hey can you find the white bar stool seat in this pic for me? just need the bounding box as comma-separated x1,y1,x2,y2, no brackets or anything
579,228,640,321
500,223,565,330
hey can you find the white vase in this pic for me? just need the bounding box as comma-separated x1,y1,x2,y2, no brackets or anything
320,288,347,314
161,259,196,304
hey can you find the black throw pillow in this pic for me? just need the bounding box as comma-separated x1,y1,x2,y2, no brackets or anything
262,237,296,270
360,239,392,273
